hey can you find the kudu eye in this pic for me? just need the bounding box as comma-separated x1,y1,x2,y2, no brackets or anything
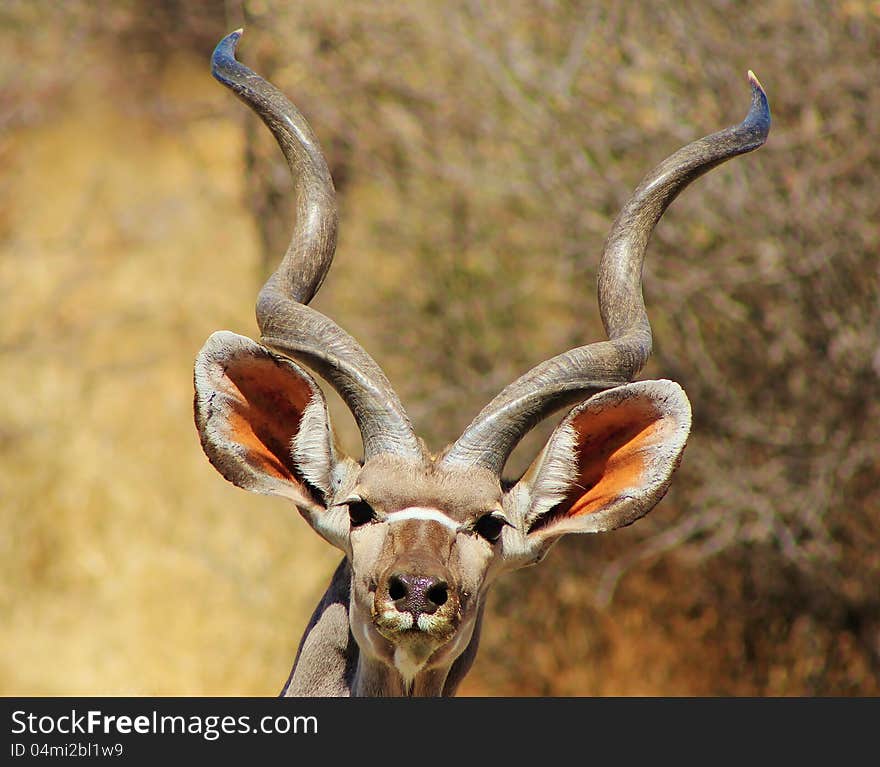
348,500,376,528
474,513,508,543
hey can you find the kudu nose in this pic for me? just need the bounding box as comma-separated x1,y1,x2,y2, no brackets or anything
387,573,449,617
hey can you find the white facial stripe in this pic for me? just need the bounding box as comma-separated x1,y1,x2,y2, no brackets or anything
385,507,461,532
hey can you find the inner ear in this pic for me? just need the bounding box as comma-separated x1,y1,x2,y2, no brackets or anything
218,350,314,482
559,396,673,520
522,380,692,538
194,330,335,508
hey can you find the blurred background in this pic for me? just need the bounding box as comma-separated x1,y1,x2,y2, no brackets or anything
2,0,878,695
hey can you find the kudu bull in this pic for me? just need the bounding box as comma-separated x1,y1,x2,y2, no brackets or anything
194,30,770,696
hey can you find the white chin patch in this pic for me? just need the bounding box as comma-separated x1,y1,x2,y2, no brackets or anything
393,647,425,684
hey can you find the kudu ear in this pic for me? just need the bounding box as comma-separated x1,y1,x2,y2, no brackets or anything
193,331,339,515
509,380,691,560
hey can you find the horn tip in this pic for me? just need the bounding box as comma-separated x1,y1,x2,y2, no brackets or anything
742,68,771,144
212,28,246,82
747,69,764,92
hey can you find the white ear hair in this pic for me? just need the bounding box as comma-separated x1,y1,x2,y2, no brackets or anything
293,396,338,498
522,420,580,530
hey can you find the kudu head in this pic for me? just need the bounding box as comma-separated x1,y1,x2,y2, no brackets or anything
194,30,770,694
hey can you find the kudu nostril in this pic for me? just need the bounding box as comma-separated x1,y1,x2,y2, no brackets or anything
427,582,448,607
388,573,449,617
388,575,407,602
